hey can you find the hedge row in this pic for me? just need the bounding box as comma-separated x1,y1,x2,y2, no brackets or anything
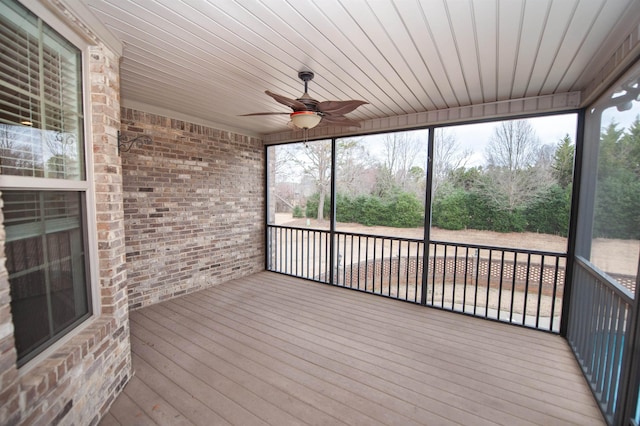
305,191,424,227
432,185,571,236
303,185,572,235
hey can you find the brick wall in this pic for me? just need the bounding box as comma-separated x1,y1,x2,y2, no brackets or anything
0,44,131,425
121,109,265,308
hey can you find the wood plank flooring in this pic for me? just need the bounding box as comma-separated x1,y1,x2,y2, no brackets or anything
102,271,604,426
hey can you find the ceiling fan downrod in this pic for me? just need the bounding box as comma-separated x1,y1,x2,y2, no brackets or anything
298,71,314,94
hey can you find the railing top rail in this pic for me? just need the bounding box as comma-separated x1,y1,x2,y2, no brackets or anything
575,255,635,304
267,224,567,257
268,223,330,233
429,239,567,258
267,223,424,244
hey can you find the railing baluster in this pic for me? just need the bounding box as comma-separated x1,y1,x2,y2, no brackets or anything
415,242,421,303
305,229,313,278
441,244,447,308
590,282,606,377
387,239,392,296
535,255,545,329
404,240,410,300
312,230,316,279
348,234,353,288
473,248,480,315
485,250,493,319
395,240,401,298
497,250,505,320
365,236,369,293
356,235,362,290
373,237,378,294
602,295,620,404
431,242,437,306
523,253,531,325
342,233,347,286
510,252,518,323
452,246,459,311
596,287,613,393
608,300,627,413
325,231,330,283
463,246,469,313
585,276,600,376
279,227,283,272
286,228,291,274
549,256,560,332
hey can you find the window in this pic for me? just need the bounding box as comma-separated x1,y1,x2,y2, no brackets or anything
3,191,89,362
0,0,90,366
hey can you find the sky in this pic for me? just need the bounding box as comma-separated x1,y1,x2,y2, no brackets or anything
347,113,579,169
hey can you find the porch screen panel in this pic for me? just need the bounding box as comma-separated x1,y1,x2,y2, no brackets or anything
590,91,640,296
266,141,332,281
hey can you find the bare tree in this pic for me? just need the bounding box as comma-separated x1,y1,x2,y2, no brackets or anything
486,120,539,170
290,140,332,220
336,138,374,196
381,132,424,191
483,120,552,209
278,138,375,220
432,129,472,197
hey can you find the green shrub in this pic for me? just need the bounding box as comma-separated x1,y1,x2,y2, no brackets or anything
524,185,571,236
335,191,423,227
385,192,424,227
431,189,470,230
292,205,304,218
305,193,331,219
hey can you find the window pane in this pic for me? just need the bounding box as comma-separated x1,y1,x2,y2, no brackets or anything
590,81,640,294
4,191,90,364
0,0,84,180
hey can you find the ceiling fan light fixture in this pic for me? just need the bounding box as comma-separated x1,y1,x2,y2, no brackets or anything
290,110,322,129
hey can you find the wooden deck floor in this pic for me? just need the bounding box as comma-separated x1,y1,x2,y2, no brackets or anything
100,271,604,426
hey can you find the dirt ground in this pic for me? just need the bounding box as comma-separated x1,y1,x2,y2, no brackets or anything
275,213,639,276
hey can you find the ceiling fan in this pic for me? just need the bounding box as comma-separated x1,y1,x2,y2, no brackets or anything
241,71,368,129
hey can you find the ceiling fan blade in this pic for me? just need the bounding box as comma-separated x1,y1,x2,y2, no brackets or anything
317,100,367,115
320,115,362,127
240,112,290,116
265,90,308,111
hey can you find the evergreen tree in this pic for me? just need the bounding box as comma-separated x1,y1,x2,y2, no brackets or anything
551,135,575,188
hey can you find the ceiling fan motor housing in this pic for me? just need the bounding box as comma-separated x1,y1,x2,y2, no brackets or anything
242,70,367,128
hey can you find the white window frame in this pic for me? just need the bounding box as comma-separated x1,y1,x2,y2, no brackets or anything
0,0,100,372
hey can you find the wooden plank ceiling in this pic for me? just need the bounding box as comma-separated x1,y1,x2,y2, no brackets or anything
81,0,640,137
